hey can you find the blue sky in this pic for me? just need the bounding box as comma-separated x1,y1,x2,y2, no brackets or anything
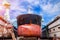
2,0,60,28
8,0,60,28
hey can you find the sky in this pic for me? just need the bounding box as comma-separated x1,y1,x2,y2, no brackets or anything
0,0,60,28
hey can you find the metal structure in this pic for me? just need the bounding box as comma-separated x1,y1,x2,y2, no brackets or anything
0,0,16,40
3,0,10,21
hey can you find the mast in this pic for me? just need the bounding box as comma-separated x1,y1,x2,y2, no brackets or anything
3,0,10,21
28,6,32,14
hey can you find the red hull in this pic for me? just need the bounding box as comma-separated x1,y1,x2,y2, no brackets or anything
18,24,42,37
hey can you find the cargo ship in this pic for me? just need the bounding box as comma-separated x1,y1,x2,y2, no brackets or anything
17,14,42,40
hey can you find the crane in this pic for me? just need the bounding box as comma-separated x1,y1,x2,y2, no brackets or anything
1,0,16,40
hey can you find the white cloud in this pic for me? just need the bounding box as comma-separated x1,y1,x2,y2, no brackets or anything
33,0,39,5
0,0,2,4
40,13,44,16
50,3,60,13
8,0,20,10
41,3,52,11
9,0,27,16
8,0,60,14
40,2,60,15
26,0,35,3
8,0,60,19
17,7,27,12
22,0,40,6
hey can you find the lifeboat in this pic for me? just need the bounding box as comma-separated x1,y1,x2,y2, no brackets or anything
17,14,42,37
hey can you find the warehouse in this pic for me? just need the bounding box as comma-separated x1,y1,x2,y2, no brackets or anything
47,15,60,40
